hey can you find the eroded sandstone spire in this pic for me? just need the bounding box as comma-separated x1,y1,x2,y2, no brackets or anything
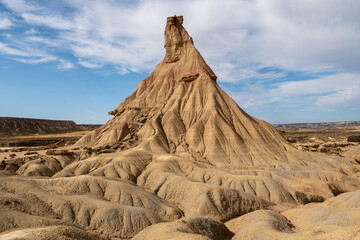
164,15,192,63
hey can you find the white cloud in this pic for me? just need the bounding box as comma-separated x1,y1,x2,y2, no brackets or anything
24,35,60,47
14,55,57,63
0,0,38,13
0,42,29,56
24,28,37,35
0,16,12,29
21,13,74,30
1,0,359,79
115,66,129,75
57,59,74,69
277,74,360,109
0,37,57,64
78,59,102,69
231,73,360,111
316,88,360,108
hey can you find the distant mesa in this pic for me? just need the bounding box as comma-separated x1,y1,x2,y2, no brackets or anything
0,117,100,137
274,121,360,130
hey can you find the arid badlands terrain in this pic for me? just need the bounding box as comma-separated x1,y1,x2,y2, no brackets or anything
1,16,360,240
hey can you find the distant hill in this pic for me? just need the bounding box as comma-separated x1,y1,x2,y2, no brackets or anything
274,121,360,130
77,124,102,131
0,117,101,137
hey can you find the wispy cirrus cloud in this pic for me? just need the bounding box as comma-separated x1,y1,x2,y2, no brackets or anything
230,73,360,111
78,59,102,69
23,35,60,47
0,42,28,56
21,13,74,30
0,0,38,13
278,73,360,109
14,55,57,63
57,58,74,70
0,14,12,29
0,35,57,64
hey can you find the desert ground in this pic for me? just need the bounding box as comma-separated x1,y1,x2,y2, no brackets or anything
0,16,359,240
1,123,359,240
277,122,360,159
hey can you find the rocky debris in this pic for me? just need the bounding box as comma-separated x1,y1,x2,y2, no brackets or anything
348,135,360,142
343,145,360,164
179,73,200,82
286,137,297,143
138,116,147,123
24,151,38,155
46,149,75,157
0,158,24,173
289,135,359,156
0,149,81,176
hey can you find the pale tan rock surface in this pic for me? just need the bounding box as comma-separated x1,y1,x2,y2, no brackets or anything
1,16,360,239
226,191,360,240
0,225,106,240
0,175,181,238
344,145,360,163
133,216,234,240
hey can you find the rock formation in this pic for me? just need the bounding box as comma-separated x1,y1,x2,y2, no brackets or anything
1,16,360,239
76,15,301,168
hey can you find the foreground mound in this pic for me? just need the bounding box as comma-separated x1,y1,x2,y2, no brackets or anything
226,191,360,240
1,16,360,239
133,216,234,240
0,225,105,240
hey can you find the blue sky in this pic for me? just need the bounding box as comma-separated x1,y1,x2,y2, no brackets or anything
0,0,359,124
